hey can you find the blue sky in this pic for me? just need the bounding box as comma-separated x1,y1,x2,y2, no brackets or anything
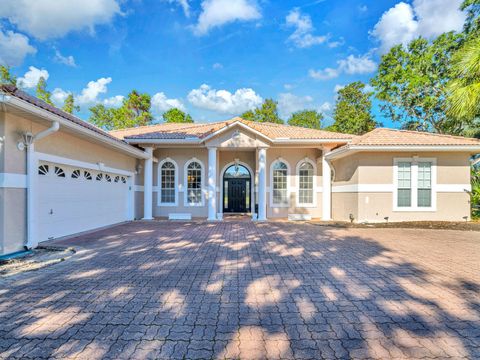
0,0,467,127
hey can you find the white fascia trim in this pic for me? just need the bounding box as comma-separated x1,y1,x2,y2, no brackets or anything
201,121,273,143
326,145,480,160
126,138,202,145
3,96,149,159
0,173,27,188
37,152,134,177
332,184,394,193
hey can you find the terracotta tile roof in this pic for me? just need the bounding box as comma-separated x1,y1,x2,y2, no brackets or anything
110,117,355,141
0,84,129,146
348,128,480,146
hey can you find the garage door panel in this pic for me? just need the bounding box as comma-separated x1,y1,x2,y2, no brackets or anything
38,163,130,241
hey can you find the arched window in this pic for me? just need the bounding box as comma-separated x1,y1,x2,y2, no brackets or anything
160,160,177,205
72,169,81,179
271,160,289,206
185,160,203,206
297,160,314,206
96,173,103,181
84,171,92,180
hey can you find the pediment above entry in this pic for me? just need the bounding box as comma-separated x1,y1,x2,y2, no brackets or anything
203,123,271,149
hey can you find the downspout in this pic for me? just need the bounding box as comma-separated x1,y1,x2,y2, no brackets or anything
25,121,60,249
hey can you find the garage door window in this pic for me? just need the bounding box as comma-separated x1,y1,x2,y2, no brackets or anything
96,173,103,181
84,171,92,180
55,167,65,177
72,170,81,179
105,174,112,182
38,164,49,175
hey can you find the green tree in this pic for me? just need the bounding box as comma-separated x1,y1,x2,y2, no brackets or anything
287,110,323,129
162,108,193,123
330,82,378,135
371,33,464,134
241,99,283,124
62,93,79,114
89,90,154,130
448,37,480,120
462,0,480,36
0,65,16,86
36,77,54,106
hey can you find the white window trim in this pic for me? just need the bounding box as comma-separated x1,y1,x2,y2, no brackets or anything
269,158,291,208
158,158,178,207
295,157,317,208
184,158,205,207
393,157,437,212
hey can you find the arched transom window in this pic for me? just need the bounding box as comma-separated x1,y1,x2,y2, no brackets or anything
160,161,176,205
186,161,202,205
298,161,314,206
272,160,288,206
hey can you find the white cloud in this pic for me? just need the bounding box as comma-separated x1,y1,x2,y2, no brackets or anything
169,0,190,17
337,55,377,75
212,62,223,69
152,92,185,115
51,88,69,106
309,54,376,81
371,0,466,53
17,66,49,89
334,84,345,93
309,67,339,81
76,77,112,105
278,92,314,118
187,84,262,114
194,0,261,36
0,0,122,40
285,8,327,48
54,48,76,67
0,29,36,66
320,102,332,113
103,95,124,107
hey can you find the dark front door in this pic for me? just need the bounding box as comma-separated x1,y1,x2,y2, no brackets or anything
224,179,250,213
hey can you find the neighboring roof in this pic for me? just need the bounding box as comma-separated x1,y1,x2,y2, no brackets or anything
110,117,356,142
0,84,147,158
327,128,480,159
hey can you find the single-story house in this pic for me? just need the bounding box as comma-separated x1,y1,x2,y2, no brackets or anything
1,84,480,256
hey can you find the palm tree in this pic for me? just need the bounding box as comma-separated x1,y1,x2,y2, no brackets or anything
447,37,480,122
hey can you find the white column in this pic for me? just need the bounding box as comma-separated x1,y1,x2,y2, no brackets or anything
257,147,267,221
143,146,154,220
26,143,38,248
207,147,217,221
322,145,333,221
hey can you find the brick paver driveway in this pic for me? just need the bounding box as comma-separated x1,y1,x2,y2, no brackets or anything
1,221,480,359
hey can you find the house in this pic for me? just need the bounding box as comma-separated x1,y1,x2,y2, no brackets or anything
1,84,479,256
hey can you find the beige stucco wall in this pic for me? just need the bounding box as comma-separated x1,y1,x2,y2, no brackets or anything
150,147,209,218
265,147,323,219
1,111,138,255
331,151,472,223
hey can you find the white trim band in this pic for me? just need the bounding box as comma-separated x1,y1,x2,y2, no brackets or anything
0,173,27,188
332,183,471,193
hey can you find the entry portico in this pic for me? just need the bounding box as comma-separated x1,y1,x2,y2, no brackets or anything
112,118,353,221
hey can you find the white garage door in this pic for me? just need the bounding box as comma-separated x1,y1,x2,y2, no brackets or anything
37,162,131,241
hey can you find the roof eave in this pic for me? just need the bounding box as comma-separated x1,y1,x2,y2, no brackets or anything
125,138,202,145
2,95,149,159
